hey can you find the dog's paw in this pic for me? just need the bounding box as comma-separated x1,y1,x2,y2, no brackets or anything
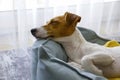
95,70,103,76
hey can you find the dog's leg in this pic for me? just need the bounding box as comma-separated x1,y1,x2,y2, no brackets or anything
81,55,103,76
91,53,114,66
80,53,114,76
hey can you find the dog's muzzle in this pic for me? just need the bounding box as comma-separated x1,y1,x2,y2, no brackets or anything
31,27,50,39
31,28,37,36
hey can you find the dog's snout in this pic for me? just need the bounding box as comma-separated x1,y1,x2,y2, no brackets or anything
31,28,37,35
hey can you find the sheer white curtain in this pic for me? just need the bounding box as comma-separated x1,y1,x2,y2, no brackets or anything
0,0,120,51
0,0,35,51
0,0,119,79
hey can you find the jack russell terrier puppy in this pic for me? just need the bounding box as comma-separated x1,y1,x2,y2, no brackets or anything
31,12,120,78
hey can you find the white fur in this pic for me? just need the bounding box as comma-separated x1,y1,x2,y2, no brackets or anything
54,28,120,77
35,27,48,38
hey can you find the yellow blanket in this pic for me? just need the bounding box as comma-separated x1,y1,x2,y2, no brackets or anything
104,40,120,80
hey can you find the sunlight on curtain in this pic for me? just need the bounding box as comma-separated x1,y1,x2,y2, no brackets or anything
0,0,36,50
0,0,119,79
0,0,120,51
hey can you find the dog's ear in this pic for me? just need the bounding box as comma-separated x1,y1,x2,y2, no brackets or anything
64,12,81,25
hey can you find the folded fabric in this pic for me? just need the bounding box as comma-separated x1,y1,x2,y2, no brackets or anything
104,40,120,80
31,39,107,80
77,27,108,45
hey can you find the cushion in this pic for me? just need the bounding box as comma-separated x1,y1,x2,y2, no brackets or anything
77,27,109,45
104,40,120,47
31,27,109,80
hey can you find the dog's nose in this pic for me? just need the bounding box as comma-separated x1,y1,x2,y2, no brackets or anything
31,28,37,35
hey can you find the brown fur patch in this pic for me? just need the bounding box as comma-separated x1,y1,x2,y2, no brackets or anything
43,12,81,38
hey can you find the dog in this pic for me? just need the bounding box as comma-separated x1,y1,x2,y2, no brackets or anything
31,12,120,78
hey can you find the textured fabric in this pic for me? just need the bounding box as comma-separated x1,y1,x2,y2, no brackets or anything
0,49,32,80
31,38,107,80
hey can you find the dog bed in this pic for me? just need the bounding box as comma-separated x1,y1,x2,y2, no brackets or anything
31,27,118,80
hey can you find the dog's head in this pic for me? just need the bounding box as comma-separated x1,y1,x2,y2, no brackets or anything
31,12,81,39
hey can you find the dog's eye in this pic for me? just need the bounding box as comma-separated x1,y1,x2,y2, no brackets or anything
50,21,59,25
